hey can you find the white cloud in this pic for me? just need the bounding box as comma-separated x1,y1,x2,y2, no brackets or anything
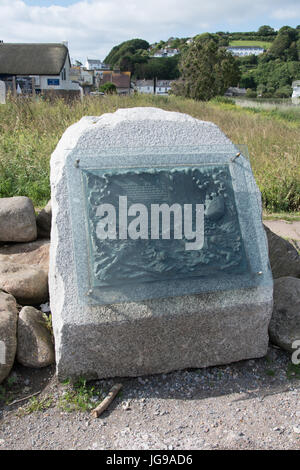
0,0,299,61
271,7,300,21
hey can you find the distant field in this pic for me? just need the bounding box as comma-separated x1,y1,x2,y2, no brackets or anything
229,40,272,49
0,94,299,212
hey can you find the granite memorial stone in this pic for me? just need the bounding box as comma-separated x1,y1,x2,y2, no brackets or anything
49,107,273,380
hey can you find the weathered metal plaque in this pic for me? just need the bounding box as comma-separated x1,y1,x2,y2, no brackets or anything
66,145,264,305
82,165,248,288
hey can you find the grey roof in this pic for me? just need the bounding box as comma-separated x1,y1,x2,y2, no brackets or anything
136,79,154,87
87,59,103,64
0,43,69,75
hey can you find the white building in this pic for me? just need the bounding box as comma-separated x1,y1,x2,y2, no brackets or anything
292,80,300,103
85,59,110,71
156,80,173,95
0,42,80,94
153,48,179,58
70,66,94,85
136,79,154,94
135,79,172,95
227,46,265,57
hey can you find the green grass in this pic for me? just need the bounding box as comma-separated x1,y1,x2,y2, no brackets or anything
0,94,299,212
58,377,104,412
229,40,272,49
286,362,300,380
263,212,300,221
23,396,53,414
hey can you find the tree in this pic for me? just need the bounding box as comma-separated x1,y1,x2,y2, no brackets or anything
135,56,180,80
269,31,292,58
256,83,267,97
258,25,275,36
172,34,240,101
104,39,149,67
274,85,292,98
278,26,298,41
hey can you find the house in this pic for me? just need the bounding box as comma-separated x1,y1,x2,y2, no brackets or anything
136,79,155,94
0,42,80,96
97,70,131,95
135,79,172,95
227,46,265,57
292,80,300,103
70,65,94,94
156,80,173,95
225,87,246,97
153,48,179,58
85,59,110,71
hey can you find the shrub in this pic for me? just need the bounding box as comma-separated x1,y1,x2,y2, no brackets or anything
99,82,117,94
246,89,257,98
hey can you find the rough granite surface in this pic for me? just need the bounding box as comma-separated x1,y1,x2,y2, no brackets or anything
49,107,273,380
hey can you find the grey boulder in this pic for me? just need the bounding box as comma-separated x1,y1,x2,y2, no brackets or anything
0,196,37,242
269,277,300,352
0,262,48,305
36,200,51,239
0,239,50,274
0,290,18,384
264,225,300,279
17,306,55,368
0,289,19,316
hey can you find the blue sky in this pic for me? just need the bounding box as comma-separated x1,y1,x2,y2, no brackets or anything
1,0,300,62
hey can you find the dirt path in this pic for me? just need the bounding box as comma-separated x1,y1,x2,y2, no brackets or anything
0,346,299,450
264,220,300,243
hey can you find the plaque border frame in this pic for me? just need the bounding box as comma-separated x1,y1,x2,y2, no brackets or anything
65,145,272,305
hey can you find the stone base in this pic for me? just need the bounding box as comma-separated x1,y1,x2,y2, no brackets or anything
55,288,272,380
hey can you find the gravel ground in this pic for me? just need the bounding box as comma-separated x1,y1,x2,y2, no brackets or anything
1,220,299,451
0,344,299,450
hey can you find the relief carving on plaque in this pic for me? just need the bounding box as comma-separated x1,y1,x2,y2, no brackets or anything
82,165,248,287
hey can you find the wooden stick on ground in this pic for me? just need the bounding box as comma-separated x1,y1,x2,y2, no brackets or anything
91,383,122,418
8,390,41,406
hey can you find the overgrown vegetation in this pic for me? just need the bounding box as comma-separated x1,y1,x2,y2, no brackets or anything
238,25,300,97
23,395,53,414
286,362,300,380
104,38,150,71
0,375,18,405
103,37,180,80
0,94,299,212
103,26,300,97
